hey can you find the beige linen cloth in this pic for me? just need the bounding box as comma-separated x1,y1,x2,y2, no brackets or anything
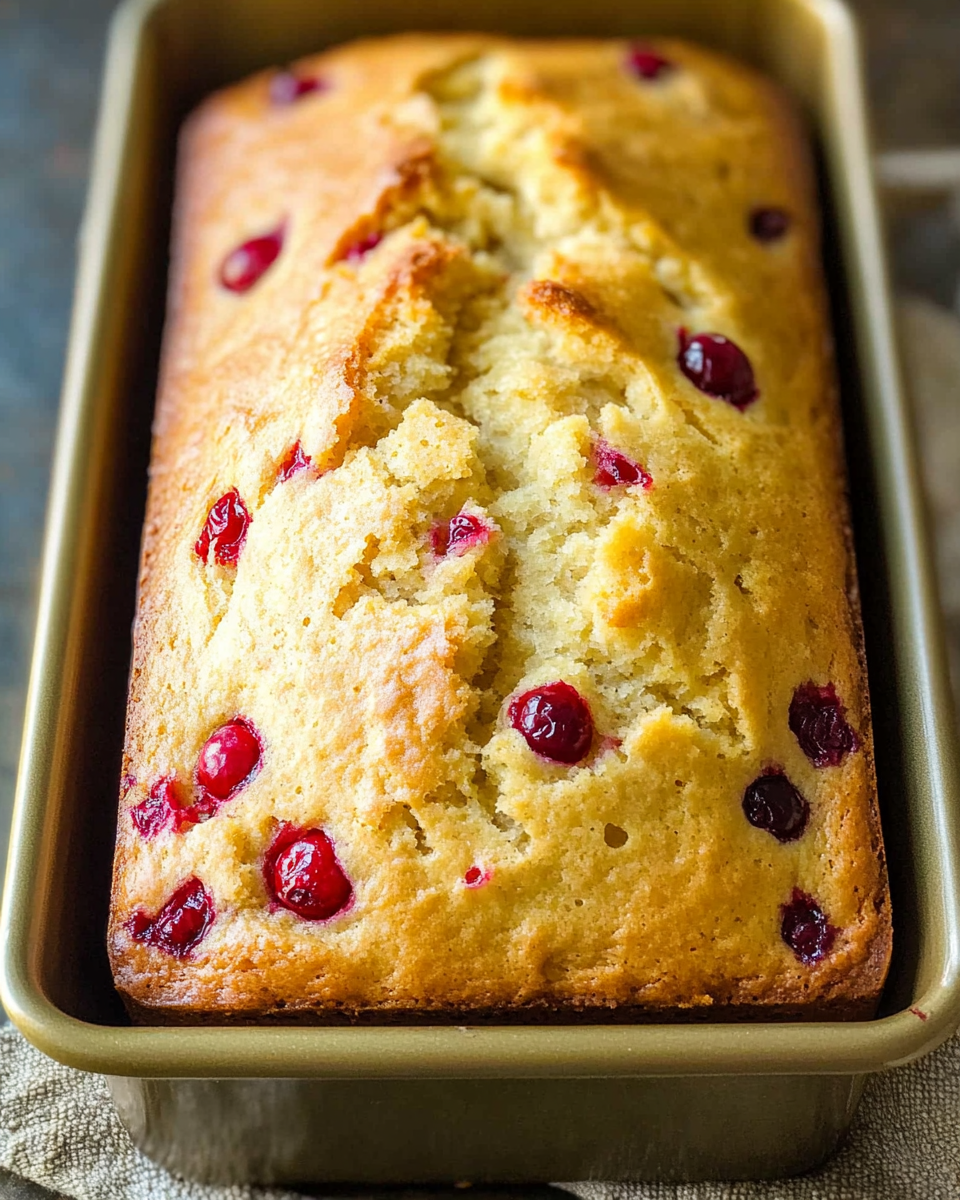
2,295,959,1199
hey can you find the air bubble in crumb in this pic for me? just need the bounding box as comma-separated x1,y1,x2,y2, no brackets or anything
604,823,628,848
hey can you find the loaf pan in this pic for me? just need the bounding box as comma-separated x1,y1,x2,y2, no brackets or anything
3,0,960,1184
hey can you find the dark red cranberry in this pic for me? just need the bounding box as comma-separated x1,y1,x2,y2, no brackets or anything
196,718,262,802
173,790,219,831
195,489,251,567
278,440,311,482
677,328,758,409
269,71,327,106
508,681,594,765
749,207,791,243
432,511,492,557
742,771,809,842
780,889,837,964
593,438,652,489
218,227,284,292
131,776,179,839
789,682,860,768
464,865,490,888
264,825,353,921
626,46,673,80
341,231,383,263
128,877,214,957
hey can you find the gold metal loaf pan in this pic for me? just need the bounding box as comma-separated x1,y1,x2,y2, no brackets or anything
3,0,960,1184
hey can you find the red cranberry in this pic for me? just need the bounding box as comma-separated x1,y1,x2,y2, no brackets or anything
789,682,860,768
432,511,492,557
341,231,383,263
195,489,251,567
464,865,490,888
278,440,311,482
626,46,673,80
121,774,137,796
128,877,214,957
749,207,791,243
131,777,180,839
742,771,809,842
196,718,262,802
593,438,652,489
780,889,837,964
508,681,594,765
269,71,327,106
218,227,284,292
677,328,758,409
264,825,353,921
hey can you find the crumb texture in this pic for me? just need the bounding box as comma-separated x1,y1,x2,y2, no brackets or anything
109,35,890,1020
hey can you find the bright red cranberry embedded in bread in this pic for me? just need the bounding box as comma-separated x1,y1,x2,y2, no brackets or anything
749,207,791,243
593,438,652,489
626,46,673,80
508,682,594,765
264,826,353,921
195,489,251,567
742,771,809,843
218,227,284,292
341,231,383,263
128,877,214,957
780,888,837,964
464,865,490,888
432,511,492,557
269,71,327,106
677,328,758,409
789,681,860,768
278,440,311,482
196,718,262,802
131,776,179,839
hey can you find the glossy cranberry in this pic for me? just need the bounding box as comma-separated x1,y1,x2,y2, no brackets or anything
508,681,594,765
128,877,214,958
780,888,837,964
131,777,179,839
278,440,311,482
593,438,652,489
464,866,490,888
432,511,492,557
269,71,327,106
341,231,383,263
218,227,284,293
195,489,251,567
626,46,674,80
789,681,860,768
677,328,758,409
742,771,809,842
196,718,262,802
265,826,353,921
749,207,791,243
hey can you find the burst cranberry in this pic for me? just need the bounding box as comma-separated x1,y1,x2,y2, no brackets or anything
780,889,837,964
677,328,758,409
626,46,673,80
750,207,791,243
195,489,250,567
742,771,809,842
340,231,383,263
269,71,327,105
131,776,180,839
593,438,652,489
128,877,214,958
278,440,311,482
196,718,262,802
218,227,284,292
264,825,353,921
432,511,492,557
789,682,860,768
509,681,594,765
121,773,136,796
464,866,490,888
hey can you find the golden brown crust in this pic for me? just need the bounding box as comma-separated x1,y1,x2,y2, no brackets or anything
109,35,891,1025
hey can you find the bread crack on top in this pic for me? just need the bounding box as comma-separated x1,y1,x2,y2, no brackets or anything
109,35,891,1023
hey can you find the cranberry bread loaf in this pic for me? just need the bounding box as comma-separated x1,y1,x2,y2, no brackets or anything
108,35,891,1023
